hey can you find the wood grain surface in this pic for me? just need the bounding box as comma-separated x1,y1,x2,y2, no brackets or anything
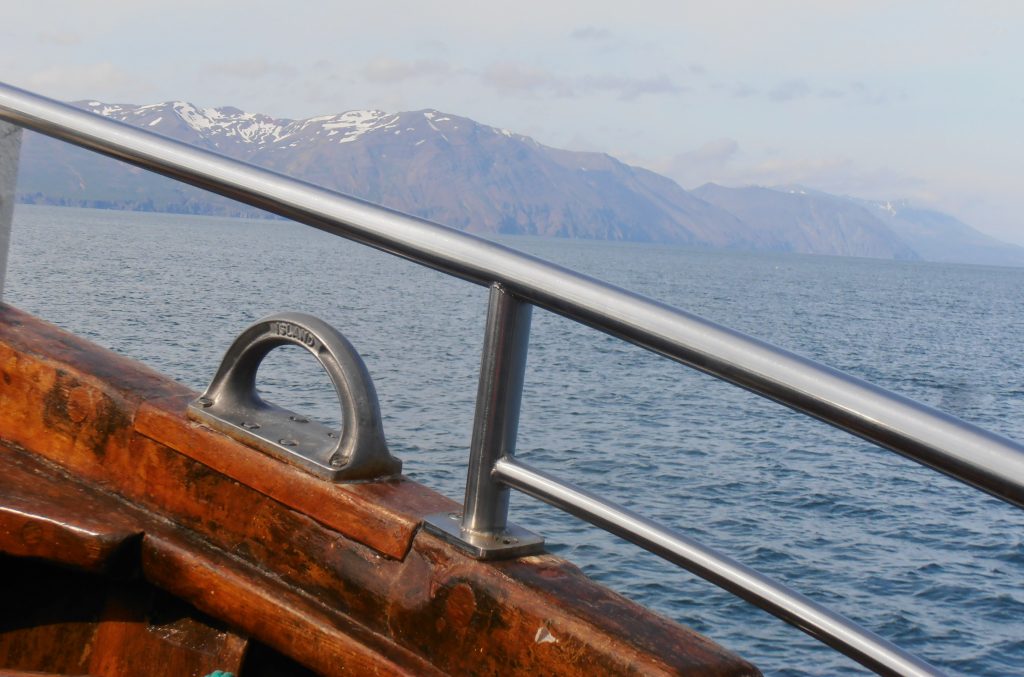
0,304,760,676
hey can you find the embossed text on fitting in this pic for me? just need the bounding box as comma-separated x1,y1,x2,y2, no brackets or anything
273,321,317,348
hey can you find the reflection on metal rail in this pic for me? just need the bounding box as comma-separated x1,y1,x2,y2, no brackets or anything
3,81,1022,675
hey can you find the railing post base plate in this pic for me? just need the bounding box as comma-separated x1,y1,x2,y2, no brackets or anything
423,512,544,560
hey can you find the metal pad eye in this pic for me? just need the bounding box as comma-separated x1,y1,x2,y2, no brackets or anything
187,312,401,481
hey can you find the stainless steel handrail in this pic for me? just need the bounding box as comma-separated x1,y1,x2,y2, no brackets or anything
1,81,1020,675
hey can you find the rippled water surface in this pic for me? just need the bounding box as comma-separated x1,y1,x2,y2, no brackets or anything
7,206,1024,676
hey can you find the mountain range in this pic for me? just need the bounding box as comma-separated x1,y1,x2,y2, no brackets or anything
16,100,1024,267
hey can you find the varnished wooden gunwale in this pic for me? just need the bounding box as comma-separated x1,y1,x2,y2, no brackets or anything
0,304,760,676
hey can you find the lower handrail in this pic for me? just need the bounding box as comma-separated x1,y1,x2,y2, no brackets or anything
493,457,944,677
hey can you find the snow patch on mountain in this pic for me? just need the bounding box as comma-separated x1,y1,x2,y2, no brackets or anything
76,100,540,163
315,110,392,144
172,102,216,131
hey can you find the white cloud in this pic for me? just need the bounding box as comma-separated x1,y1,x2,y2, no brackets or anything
571,27,612,41
583,74,685,100
768,80,812,102
480,62,571,96
362,58,451,84
665,138,740,187
479,62,684,100
206,59,296,80
17,63,148,103
36,31,81,46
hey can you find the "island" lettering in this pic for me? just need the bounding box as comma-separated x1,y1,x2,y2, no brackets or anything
273,321,317,348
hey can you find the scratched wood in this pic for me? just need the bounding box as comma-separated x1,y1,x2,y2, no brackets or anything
0,304,761,676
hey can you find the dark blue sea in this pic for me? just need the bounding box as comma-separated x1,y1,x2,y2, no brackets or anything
7,205,1023,676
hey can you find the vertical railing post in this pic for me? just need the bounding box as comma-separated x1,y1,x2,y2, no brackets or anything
461,283,532,533
0,121,22,301
424,283,544,559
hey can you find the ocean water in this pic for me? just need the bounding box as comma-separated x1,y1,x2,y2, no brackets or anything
6,205,1023,676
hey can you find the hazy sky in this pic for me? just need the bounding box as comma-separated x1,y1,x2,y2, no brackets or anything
3,1,1022,243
